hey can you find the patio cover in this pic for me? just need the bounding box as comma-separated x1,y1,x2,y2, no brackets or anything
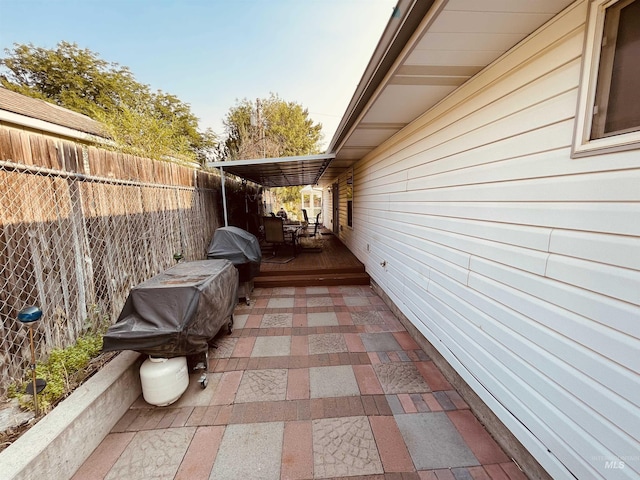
207,153,335,188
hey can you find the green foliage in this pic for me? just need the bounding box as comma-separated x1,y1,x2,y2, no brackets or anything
221,93,323,162
272,186,304,220
11,323,108,414
0,41,217,163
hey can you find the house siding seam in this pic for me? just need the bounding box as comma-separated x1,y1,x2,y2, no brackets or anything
336,2,640,480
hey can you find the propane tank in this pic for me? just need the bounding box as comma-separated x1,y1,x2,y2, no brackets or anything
139,356,189,406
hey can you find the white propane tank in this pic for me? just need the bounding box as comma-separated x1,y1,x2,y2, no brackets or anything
139,356,189,406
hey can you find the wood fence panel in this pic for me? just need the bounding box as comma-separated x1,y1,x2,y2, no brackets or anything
0,127,229,396
0,128,12,161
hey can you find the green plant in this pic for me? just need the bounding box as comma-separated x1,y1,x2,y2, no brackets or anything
11,321,110,414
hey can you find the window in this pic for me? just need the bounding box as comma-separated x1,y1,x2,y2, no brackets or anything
573,0,640,156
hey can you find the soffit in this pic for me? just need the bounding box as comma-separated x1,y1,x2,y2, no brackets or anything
321,0,575,186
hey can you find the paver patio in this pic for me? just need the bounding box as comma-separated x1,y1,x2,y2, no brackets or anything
73,285,525,480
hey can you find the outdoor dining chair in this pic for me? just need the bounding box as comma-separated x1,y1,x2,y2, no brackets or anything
262,216,298,256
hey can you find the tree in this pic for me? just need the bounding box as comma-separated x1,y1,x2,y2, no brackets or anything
221,94,323,161
0,42,216,163
221,94,324,218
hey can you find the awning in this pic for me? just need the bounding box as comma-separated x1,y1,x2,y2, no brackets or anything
207,153,335,188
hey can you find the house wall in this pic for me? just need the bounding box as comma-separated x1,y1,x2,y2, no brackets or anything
335,2,639,479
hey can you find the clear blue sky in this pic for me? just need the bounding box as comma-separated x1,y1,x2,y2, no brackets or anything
0,0,397,148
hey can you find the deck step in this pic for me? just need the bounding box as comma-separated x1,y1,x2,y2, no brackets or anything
254,271,370,288
259,265,365,277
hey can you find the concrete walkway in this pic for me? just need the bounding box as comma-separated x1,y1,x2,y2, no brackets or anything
73,285,527,480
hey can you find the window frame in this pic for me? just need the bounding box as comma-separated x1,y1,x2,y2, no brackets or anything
572,0,640,157
346,169,353,229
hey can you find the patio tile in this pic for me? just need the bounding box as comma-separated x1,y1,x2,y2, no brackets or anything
260,312,293,328
306,286,330,294
466,466,493,480
351,310,386,325
272,287,295,296
499,462,529,480
105,427,196,480
307,311,339,327
293,313,307,327
267,297,294,309
395,413,479,470
393,331,421,350
416,361,453,391
447,410,510,464
291,335,309,356
307,296,334,307
353,364,384,395
482,464,511,480
287,368,310,400
84,285,518,480
210,336,237,358
244,314,263,329
251,336,291,357
344,332,366,352
433,391,457,411
211,371,243,405
344,296,371,306
235,369,288,403
308,333,348,354
338,286,371,296
369,415,414,472
398,393,418,413
336,311,353,325
411,393,431,413
231,337,256,357
309,365,360,398
451,467,476,480
209,422,284,480
312,415,383,478
422,393,444,412
71,432,135,480
282,421,313,480
172,373,221,407
373,362,431,394
418,472,439,480
361,332,402,352
231,314,248,329
175,426,224,480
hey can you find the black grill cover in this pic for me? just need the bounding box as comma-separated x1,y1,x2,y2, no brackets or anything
206,226,261,282
102,260,238,357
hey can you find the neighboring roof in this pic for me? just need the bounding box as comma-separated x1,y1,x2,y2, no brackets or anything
208,154,335,188
0,87,106,137
321,0,576,185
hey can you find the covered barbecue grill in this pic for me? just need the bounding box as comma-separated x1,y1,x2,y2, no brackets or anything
102,259,238,358
207,226,261,305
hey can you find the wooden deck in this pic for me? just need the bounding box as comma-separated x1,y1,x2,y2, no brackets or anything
254,230,369,287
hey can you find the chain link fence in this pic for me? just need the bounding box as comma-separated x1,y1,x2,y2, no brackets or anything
0,129,241,398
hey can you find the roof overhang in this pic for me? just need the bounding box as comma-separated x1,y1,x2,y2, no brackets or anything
207,153,335,188
320,0,575,186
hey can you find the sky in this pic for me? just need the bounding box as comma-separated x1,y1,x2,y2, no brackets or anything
0,0,397,148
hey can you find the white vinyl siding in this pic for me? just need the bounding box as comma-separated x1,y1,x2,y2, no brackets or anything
344,1,640,479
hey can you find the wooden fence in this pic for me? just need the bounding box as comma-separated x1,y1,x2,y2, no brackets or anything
0,126,253,397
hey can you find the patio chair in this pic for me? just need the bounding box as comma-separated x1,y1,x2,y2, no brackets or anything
310,212,321,238
263,216,297,256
